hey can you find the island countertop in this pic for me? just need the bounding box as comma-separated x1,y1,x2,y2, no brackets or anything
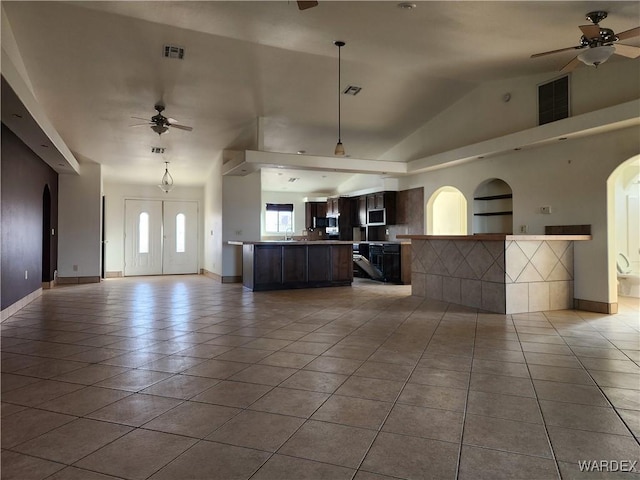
228,240,355,246
396,234,591,241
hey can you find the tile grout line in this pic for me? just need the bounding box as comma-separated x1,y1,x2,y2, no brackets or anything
546,312,640,447
241,291,427,479
347,299,450,480
518,312,570,480
453,307,479,480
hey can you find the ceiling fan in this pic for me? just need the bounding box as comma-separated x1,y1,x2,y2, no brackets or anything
531,11,640,73
130,104,193,135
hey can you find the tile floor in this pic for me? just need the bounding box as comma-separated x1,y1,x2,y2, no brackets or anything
1,275,639,480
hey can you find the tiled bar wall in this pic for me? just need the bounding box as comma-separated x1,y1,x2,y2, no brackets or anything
505,239,573,314
406,237,577,314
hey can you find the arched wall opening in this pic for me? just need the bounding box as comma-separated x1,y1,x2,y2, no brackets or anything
426,186,467,235
42,184,52,284
607,155,640,300
472,178,513,235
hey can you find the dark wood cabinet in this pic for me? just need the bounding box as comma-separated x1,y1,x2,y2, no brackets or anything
326,198,339,216
249,245,282,288
401,244,411,285
365,191,397,225
243,243,353,291
395,190,408,225
365,194,381,210
282,245,307,284
308,245,331,282
305,202,328,228
356,196,367,226
331,244,353,282
317,202,327,218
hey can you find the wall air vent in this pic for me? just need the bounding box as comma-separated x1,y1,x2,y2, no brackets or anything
343,85,362,96
163,45,185,59
538,75,569,126
151,147,166,154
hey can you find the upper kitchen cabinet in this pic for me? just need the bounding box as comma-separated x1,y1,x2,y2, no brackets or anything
367,191,397,225
305,202,327,228
356,196,367,226
395,190,408,225
326,197,340,216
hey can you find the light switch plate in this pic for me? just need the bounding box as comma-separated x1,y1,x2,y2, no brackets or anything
540,206,552,214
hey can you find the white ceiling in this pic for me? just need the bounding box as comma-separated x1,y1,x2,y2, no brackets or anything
2,1,639,192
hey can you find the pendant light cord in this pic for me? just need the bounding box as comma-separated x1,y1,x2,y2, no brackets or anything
337,43,341,143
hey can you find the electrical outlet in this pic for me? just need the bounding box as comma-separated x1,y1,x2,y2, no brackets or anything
540,206,552,214
73,265,78,272
519,225,528,233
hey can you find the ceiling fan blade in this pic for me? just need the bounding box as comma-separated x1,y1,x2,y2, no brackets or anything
560,56,581,73
169,124,193,131
131,116,151,121
614,43,640,59
616,26,640,41
129,123,151,127
297,1,318,10
579,24,601,39
531,46,582,58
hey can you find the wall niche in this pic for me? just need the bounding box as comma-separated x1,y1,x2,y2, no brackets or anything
473,178,513,235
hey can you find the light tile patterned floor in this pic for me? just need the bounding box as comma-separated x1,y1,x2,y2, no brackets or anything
1,275,639,479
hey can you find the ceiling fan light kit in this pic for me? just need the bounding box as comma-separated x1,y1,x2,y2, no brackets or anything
334,40,346,156
577,45,615,67
530,11,640,72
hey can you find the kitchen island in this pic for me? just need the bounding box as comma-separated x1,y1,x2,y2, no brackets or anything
229,241,353,292
397,234,591,314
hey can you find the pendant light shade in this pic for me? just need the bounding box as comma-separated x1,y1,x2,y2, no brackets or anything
158,161,174,193
577,45,615,67
334,40,346,156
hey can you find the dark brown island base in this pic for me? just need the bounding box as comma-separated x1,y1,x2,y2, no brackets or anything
231,241,354,292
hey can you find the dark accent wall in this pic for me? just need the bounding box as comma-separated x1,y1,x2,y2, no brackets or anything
1,124,58,310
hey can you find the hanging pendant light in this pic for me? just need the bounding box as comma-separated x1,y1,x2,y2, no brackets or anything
158,161,174,193
334,40,346,156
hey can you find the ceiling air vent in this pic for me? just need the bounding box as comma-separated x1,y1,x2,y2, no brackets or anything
288,177,300,183
343,85,362,96
163,45,185,59
151,147,166,154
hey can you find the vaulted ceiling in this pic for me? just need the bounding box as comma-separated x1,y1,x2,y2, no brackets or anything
2,1,639,192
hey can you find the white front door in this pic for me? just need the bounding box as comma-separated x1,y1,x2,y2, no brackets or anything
124,199,163,276
163,201,199,274
124,199,198,276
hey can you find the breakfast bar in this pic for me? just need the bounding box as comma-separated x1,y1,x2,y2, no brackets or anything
397,234,591,314
230,241,354,291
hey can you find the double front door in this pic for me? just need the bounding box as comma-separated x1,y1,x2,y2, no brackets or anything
124,199,198,276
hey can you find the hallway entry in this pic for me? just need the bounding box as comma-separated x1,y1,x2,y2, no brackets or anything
124,199,198,276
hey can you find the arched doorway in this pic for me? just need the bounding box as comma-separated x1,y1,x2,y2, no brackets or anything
472,178,513,234
42,185,52,286
607,155,640,301
427,186,467,235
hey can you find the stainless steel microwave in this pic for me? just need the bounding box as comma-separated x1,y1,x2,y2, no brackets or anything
367,209,386,225
313,217,337,228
